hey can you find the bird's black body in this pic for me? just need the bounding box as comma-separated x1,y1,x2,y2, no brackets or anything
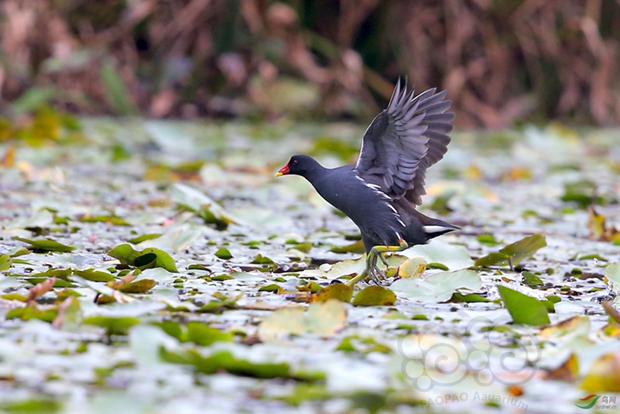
278,80,458,263
284,155,456,253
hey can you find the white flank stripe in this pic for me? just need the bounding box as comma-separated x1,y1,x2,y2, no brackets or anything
423,225,452,234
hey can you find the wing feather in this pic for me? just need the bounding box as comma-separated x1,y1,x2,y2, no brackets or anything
355,80,454,204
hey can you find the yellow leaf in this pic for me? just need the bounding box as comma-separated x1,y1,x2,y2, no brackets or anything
258,300,347,341
581,353,620,393
544,353,579,382
398,257,426,278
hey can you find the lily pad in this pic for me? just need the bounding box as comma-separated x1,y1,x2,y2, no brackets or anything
108,243,178,272
581,353,620,393
352,286,397,306
258,300,347,341
401,240,473,271
171,183,237,229
14,237,75,253
475,234,547,268
497,285,550,326
391,270,482,303
160,348,322,381
314,284,353,303
83,316,141,335
156,321,234,346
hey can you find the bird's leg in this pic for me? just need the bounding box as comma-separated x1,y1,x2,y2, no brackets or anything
346,240,409,286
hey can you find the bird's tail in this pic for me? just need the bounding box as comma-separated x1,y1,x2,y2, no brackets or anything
412,209,460,239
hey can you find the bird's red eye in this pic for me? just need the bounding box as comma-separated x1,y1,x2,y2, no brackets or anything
293,159,299,165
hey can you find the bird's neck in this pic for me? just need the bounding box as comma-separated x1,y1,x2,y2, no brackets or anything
303,161,328,183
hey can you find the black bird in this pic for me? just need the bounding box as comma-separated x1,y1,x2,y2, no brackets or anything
276,80,458,285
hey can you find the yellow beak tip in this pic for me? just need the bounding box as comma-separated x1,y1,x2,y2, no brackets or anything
275,172,284,177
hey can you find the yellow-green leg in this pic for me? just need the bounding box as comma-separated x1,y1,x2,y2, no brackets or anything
346,240,409,286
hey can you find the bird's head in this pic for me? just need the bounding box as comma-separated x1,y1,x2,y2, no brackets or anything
276,155,321,178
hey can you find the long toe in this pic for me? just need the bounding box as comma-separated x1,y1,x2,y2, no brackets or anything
368,265,388,286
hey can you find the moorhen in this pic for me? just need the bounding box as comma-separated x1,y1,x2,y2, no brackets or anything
276,80,458,285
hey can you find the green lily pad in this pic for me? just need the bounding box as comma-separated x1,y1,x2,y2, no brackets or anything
14,237,75,253
119,279,157,293
0,254,11,271
171,183,237,229
258,283,284,293
156,321,234,346
215,248,233,260
84,316,141,335
522,272,544,289
160,348,322,381
128,233,162,244
450,292,490,303
497,285,550,326
475,234,547,268
108,243,178,272
0,398,62,414
391,270,482,303
6,306,58,323
78,214,130,226
352,286,396,306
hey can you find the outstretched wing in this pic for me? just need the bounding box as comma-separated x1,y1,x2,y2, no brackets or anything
355,80,454,205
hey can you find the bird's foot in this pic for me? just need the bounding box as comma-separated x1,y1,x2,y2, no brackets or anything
346,241,409,287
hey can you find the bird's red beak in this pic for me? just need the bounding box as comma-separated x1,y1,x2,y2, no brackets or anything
275,163,290,177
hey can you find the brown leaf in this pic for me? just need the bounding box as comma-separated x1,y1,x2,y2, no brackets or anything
543,353,579,382
27,277,56,304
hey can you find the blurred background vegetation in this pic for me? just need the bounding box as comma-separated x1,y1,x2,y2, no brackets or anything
1,0,619,128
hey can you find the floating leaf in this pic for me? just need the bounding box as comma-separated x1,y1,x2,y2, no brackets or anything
27,277,56,304
118,279,157,294
352,286,396,306
330,240,365,254
605,264,620,293
197,294,240,314
160,348,322,381
477,234,499,246
0,398,62,414
522,272,543,289
398,257,426,278
14,237,75,253
278,384,331,406
391,270,481,303
108,243,178,272
475,234,546,268
561,179,602,208
336,336,392,354
171,183,237,229
259,283,284,294
0,254,12,271
156,321,234,346
544,353,579,382
84,316,141,335
252,254,275,265
581,353,620,393
215,248,233,260
74,269,116,282
6,306,57,322
497,285,550,326
588,207,620,243
449,292,489,303
258,300,347,341
401,240,473,271
313,284,353,303
128,233,162,244
540,316,590,340
78,214,130,226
